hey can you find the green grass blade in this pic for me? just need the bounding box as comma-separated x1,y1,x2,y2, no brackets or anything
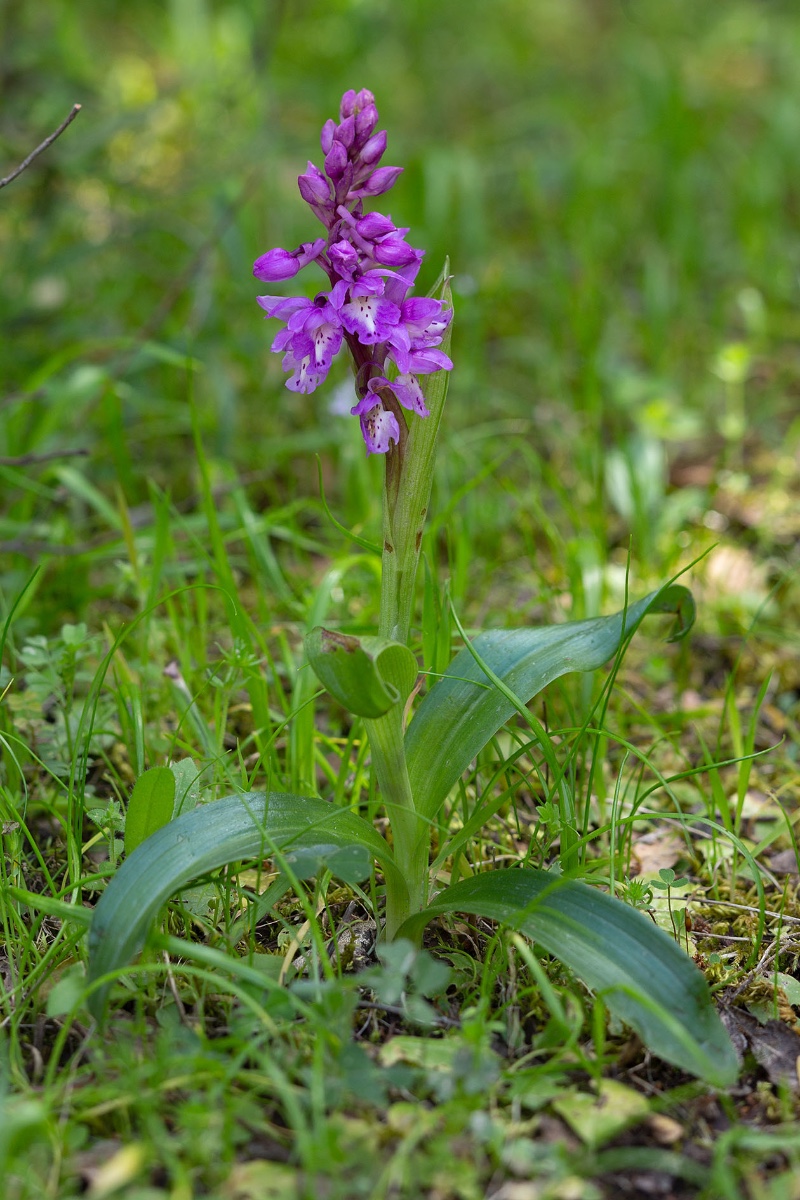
406,585,694,822
87,791,402,1022
397,868,737,1088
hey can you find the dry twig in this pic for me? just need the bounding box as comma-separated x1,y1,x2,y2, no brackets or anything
0,447,89,467
0,104,82,191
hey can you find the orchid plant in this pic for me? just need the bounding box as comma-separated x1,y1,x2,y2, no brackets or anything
87,90,736,1087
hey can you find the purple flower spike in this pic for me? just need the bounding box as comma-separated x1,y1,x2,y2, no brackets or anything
253,88,452,453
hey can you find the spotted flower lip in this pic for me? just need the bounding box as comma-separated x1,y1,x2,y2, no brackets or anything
253,89,452,453
350,390,401,456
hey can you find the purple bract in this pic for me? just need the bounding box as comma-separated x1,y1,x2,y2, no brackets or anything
253,88,452,454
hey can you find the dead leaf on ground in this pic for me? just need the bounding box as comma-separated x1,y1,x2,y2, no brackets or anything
552,1080,650,1148
631,831,684,877
720,1006,800,1090
221,1161,300,1200
647,1114,684,1145
768,849,799,876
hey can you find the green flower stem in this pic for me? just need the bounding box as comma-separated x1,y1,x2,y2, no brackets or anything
364,705,428,939
369,267,453,937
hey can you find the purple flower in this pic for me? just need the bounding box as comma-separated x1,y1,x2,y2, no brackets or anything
253,89,452,453
340,277,400,344
258,283,347,393
351,389,401,456
386,298,454,375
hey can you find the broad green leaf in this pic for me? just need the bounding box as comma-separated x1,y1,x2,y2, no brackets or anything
397,869,737,1087
776,971,800,1007
87,791,401,1022
170,757,202,816
282,842,372,885
406,586,694,821
306,627,418,718
124,766,176,855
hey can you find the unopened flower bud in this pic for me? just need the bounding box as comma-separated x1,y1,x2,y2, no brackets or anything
298,162,332,206
324,140,348,181
355,103,379,143
339,89,358,118
329,240,359,278
320,118,336,154
356,212,396,239
335,115,355,150
253,248,301,281
359,166,403,197
373,236,420,267
360,130,387,166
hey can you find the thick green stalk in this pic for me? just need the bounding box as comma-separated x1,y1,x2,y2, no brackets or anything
364,705,428,939
369,267,453,937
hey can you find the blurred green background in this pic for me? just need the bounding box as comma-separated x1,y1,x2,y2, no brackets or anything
2,0,800,639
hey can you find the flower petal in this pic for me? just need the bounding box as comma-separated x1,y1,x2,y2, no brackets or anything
391,373,430,417
406,347,453,374
257,294,312,320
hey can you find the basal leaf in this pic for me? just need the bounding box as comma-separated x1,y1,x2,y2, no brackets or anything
406,585,695,821
397,869,737,1087
124,766,175,855
170,757,202,816
87,791,401,1022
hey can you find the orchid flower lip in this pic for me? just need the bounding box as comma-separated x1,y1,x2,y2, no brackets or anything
253,88,452,453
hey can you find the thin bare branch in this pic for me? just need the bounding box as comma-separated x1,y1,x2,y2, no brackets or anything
0,447,89,467
0,103,82,191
